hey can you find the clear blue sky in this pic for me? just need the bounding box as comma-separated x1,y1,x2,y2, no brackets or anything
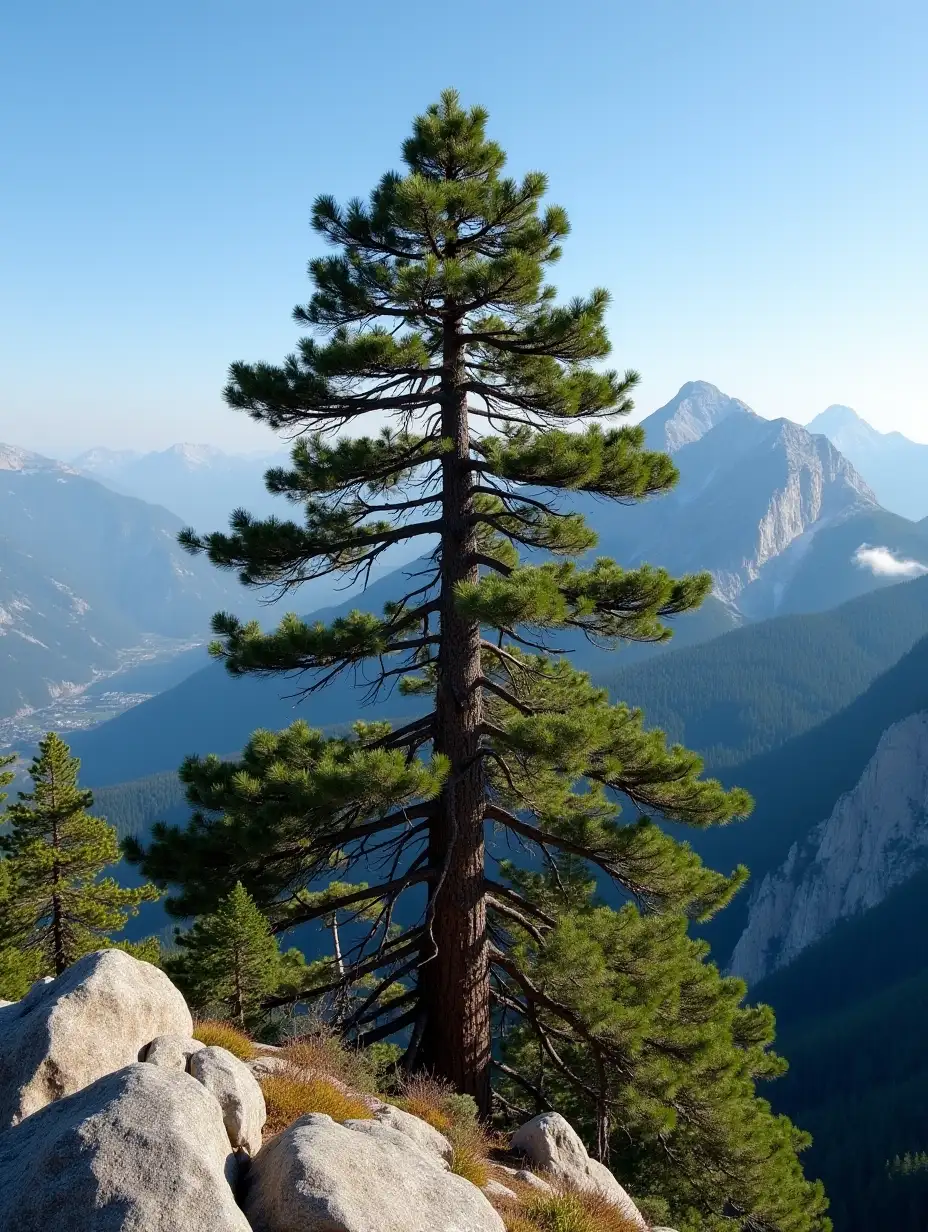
2,0,926,453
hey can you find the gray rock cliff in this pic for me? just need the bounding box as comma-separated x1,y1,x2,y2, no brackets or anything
730,711,928,984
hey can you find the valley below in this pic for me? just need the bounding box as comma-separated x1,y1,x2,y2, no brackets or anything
0,635,206,752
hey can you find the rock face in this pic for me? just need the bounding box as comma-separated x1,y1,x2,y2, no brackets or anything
497,1164,554,1194
512,1112,647,1230
189,1045,266,1156
612,392,880,620
243,1112,506,1232
809,403,928,522
0,1063,251,1231
144,1034,207,1071
0,949,193,1128
730,711,928,984
366,1102,453,1163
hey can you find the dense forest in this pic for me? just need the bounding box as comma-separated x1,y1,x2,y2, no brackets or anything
91,770,188,841
612,572,928,769
755,869,928,1231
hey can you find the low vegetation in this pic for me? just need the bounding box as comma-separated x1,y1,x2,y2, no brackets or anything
260,1073,373,1136
280,1031,381,1095
502,1190,645,1232
395,1075,493,1188
192,1019,257,1061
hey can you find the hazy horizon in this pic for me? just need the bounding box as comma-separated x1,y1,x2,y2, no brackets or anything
4,387,925,462
3,2,926,452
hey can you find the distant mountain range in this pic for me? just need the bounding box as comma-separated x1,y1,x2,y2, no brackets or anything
71,442,290,533
0,444,261,718
600,382,928,620
808,404,928,522
51,381,928,785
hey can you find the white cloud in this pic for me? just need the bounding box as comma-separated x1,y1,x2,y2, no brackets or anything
853,544,928,578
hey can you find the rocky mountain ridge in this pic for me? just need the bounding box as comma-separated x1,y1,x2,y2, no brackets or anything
0,444,258,719
611,389,891,618
729,710,928,985
808,404,928,521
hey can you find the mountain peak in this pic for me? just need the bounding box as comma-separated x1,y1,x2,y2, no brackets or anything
821,403,863,421
161,443,226,466
807,405,928,520
807,404,875,438
641,381,753,454
0,444,75,475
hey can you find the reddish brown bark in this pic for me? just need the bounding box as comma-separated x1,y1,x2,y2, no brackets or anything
416,315,491,1113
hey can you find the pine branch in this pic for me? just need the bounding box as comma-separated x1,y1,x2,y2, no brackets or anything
354,1005,419,1048
483,878,557,929
263,930,424,1008
270,871,435,932
484,804,624,882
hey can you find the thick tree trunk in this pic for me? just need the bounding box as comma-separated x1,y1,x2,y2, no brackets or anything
417,318,491,1114
51,887,66,976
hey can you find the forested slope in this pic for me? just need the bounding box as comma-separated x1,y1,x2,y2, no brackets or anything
612,571,928,767
754,869,928,1231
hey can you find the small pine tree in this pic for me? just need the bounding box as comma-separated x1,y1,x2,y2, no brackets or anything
0,757,44,1000
167,882,285,1025
0,733,158,975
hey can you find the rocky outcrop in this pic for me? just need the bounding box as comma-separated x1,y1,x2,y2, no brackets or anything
144,1034,207,1070
730,711,928,983
0,1063,251,1232
511,1112,648,1230
483,1178,519,1202
246,1053,292,1079
365,1101,453,1162
0,951,661,1231
497,1164,554,1194
189,1046,266,1157
242,1112,506,1232
0,949,192,1128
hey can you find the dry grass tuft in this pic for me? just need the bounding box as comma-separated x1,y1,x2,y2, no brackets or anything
192,1019,257,1060
515,1189,646,1232
395,1075,455,1133
260,1073,375,1136
281,1029,379,1094
395,1075,493,1188
448,1133,491,1188
504,1218,546,1232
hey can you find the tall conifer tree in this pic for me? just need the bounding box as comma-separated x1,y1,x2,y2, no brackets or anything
130,92,752,1111
2,733,157,974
